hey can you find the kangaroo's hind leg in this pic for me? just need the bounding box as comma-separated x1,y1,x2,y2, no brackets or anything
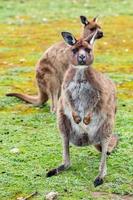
35,75,49,106
50,89,61,113
94,138,109,187
94,119,114,187
94,134,119,155
35,87,48,106
46,103,71,177
48,77,61,113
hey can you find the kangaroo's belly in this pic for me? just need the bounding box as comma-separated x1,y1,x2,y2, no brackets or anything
64,105,106,146
63,68,106,146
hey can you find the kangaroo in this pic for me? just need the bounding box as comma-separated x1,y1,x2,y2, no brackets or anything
6,16,103,113
46,31,118,187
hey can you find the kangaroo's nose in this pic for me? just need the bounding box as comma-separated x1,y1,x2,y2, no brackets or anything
78,54,86,65
99,31,103,37
80,55,86,60
97,31,103,39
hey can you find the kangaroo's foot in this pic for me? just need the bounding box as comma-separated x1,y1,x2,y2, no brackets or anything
46,164,70,177
94,177,104,187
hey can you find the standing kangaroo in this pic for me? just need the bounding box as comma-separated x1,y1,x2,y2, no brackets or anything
6,16,103,113
46,31,118,187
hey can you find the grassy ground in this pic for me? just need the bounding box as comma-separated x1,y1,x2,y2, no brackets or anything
0,0,133,199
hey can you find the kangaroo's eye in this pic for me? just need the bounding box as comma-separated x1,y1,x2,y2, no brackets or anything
90,27,96,31
85,48,91,53
72,48,78,54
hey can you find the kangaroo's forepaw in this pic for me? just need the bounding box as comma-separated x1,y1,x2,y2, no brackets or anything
83,113,92,125
46,168,57,177
74,116,81,124
83,116,91,125
94,177,104,187
72,112,81,124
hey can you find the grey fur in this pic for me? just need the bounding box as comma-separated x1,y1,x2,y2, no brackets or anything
47,35,117,187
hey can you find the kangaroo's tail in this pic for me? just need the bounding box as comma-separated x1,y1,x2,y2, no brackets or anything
6,92,48,106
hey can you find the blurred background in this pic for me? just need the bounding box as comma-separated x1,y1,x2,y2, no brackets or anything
0,1,133,200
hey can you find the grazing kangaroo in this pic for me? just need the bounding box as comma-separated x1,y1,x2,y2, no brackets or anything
6,16,103,113
46,31,118,187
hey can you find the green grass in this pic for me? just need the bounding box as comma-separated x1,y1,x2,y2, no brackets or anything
0,0,133,200
0,0,133,24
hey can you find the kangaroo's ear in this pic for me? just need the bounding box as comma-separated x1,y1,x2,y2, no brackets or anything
85,30,98,45
80,16,89,25
61,32,77,46
90,30,98,45
93,15,99,22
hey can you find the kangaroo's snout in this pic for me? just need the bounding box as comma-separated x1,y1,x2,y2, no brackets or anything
78,54,86,65
96,31,103,39
77,49,87,65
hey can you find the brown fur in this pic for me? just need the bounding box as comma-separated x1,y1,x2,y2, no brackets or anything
47,32,118,187
6,16,103,112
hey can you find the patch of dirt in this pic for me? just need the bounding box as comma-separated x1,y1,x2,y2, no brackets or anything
92,192,133,200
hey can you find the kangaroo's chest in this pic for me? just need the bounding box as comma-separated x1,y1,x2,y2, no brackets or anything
66,68,97,117
63,68,105,146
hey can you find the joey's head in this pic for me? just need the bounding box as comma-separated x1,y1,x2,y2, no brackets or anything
61,31,98,67
80,15,103,39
